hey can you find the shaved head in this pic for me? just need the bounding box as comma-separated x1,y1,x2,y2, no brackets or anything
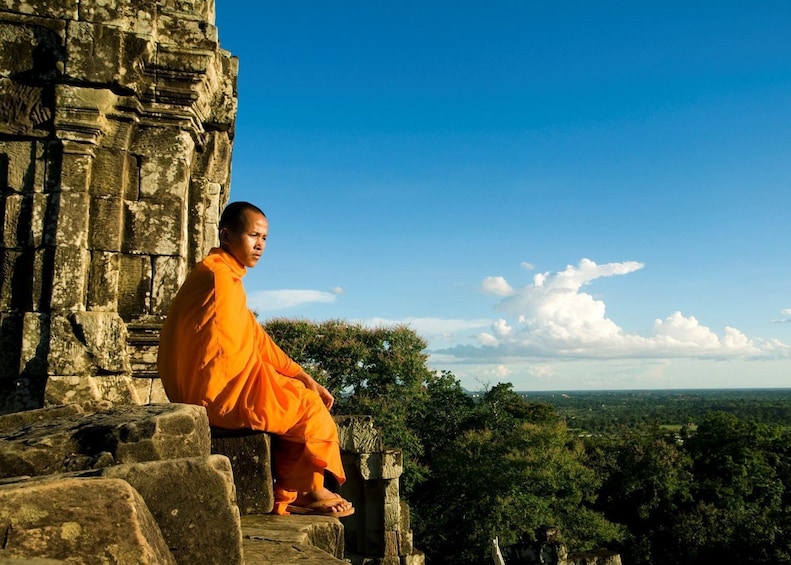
220,201,266,234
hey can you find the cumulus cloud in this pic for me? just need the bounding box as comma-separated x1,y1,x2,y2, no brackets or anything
248,289,338,312
436,258,786,362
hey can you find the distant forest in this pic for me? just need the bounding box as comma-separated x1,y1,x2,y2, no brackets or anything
513,388,791,434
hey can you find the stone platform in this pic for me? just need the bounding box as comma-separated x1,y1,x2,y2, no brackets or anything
0,403,423,564
241,514,348,564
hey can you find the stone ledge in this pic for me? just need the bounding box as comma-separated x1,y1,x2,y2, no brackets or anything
240,514,347,564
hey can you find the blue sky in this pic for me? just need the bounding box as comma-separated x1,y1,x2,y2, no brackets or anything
213,1,791,391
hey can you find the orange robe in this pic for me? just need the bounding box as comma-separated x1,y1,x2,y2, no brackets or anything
157,248,345,512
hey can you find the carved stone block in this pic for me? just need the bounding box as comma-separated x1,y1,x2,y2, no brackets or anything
0,16,65,80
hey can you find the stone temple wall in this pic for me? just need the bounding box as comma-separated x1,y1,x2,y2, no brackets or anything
0,0,238,414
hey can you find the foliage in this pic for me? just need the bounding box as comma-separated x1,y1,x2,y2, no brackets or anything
265,318,434,491
265,319,622,563
412,383,623,563
264,318,791,564
586,413,791,565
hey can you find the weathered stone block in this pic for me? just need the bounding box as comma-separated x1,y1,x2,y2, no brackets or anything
52,190,89,247
0,248,28,311
88,196,123,251
90,150,136,197
135,127,194,199
54,149,92,193
0,0,77,20
0,403,83,432
157,13,218,49
187,178,221,262
383,500,401,531
65,21,154,90
210,427,274,515
194,130,233,184
0,403,211,478
2,192,54,251
0,477,175,564
78,0,157,36
19,311,49,378
91,455,243,565
49,245,88,310
151,255,184,316
0,16,65,79
124,198,184,255
87,250,119,310
385,477,400,502
46,312,130,376
240,514,346,561
117,253,152,321
44,375,140,409
0,140,44,192
357,449,403,480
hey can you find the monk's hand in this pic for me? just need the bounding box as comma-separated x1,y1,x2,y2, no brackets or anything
297,370,334,410
317,385,335,411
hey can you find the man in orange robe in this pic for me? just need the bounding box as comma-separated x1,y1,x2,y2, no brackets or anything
157,201,353,517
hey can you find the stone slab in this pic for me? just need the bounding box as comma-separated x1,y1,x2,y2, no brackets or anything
0,477,175,564
241,514,345,562
0,403,210,479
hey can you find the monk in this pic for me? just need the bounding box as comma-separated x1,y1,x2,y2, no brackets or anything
157,201,353,518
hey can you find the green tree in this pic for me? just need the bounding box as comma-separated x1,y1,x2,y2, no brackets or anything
413,384,622,564
266,319,622,563
264,318,434,491
678,412,790,564
585,428,694,565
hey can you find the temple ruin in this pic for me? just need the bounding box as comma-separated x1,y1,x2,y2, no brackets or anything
0,0,237,412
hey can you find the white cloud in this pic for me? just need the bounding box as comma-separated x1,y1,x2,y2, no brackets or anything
248,289,338,312
434,258,789,362
773,308,791,324
520,261,535,270
480,276,514,296
492,318,512,336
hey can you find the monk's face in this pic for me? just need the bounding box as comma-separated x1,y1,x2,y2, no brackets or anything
220,209,268,268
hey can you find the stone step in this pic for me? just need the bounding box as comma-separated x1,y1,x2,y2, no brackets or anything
240,514,348,564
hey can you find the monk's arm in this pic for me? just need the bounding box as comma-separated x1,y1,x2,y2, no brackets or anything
255,322,335,410
290,368,335,410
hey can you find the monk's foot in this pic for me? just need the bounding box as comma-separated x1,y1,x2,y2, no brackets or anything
290,487,354,516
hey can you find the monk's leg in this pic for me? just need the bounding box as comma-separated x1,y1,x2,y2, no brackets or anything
272,437,352,515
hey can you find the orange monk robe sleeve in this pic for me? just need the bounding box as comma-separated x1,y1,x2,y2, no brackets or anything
202,259,311,431
252,322,303,379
